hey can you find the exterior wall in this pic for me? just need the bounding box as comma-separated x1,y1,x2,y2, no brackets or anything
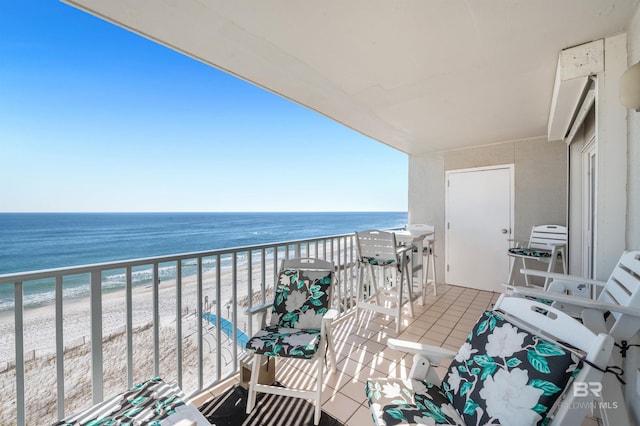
408,137,567,286
596,34,628,279
629,5,640,252
625,5,640,423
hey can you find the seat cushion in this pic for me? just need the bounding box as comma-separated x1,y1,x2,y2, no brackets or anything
508,248,552,258
272,268,332,329
363,256,397,266
53,377,210,425
365,378,463,426
245,326,321,359
441,311,579,426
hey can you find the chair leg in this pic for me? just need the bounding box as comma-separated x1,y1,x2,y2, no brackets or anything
356,264,363,320
507,255,517,285
560,248,567,274
314,354,325,425
545,249,559,288
369,264,381,305
403,261,414,318
430,243,437,296
395,268,404,334
522,257,530,286
246,353,262,414
327,332,337,374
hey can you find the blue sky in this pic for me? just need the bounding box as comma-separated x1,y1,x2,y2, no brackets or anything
0,2,407,213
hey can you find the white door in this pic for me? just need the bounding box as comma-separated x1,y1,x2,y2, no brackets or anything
446,165,513,292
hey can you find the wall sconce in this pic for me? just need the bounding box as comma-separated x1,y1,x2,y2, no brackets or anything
620,62,640,111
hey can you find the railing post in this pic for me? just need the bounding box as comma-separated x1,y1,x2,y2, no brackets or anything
197,257,204,390
231,252,238,371
90,270,103,405
125,266,133,388
152,263,160,377
55,276,65,419
247,250,253,338
215,254,222,382
14,282,25,426
176,260,183,388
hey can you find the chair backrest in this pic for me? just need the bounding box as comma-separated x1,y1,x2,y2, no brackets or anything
406,223,435,241
270,258,334,330
355,230,399,265
441,295,614,426
528,225,567,250
599,250,640,338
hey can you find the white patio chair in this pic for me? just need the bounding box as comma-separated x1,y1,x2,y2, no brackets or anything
356,230,416,334
406,223,438,296
244,258,337,426
506,250,640,425
507,224,567,287
366,295,616,426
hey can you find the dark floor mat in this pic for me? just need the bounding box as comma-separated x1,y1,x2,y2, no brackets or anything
198,383,346,426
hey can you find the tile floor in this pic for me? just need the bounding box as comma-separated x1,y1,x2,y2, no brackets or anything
196,283,601,425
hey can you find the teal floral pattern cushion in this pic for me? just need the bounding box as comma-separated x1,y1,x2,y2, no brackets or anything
246,326,321,359
246,267,332,359
363,256,397,266
508,248,552,258
441,311,579,426
53,377,205,425
366,378,463,425
271,267,332,330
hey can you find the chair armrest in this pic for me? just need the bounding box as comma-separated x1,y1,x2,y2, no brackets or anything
387,338,457,363
505,285,640,317
396,244,415,255
519,269,605,287
245,302,273,316
322,308,339,322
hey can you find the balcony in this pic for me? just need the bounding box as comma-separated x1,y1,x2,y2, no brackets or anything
0,232,613,426
194,282,501,425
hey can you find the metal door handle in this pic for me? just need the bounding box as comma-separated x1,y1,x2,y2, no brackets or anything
501,229,509,234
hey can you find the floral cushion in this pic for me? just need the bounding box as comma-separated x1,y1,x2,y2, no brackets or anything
53,377,210,425
441,311,579,426
508,248,552,258
366,378,463,425
245,326,321,359
363,256,397,266
271,268,333,330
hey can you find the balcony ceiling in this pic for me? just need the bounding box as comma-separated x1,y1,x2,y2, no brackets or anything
64,0,638,155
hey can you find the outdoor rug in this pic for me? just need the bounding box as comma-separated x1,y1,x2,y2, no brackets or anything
198,383,346,426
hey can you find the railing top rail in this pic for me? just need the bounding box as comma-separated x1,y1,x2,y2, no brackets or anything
0,232,356,284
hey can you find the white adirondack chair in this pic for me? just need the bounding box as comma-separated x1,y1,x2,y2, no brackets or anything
507,224,567,287
366,295,615,426
506,250,640,425
355,230,416,333
244,258,338,426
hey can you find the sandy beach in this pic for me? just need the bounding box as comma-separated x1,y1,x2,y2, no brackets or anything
0,261,279,425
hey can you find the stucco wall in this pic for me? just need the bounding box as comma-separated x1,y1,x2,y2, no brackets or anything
629,5,640,251
625,5,640,423
408,137,567,285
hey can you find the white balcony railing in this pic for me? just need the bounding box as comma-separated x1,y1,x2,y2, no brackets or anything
0,233,359,426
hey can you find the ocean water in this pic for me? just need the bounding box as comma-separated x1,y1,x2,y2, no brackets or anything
0,212,406,310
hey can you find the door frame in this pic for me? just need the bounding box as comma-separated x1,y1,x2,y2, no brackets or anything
581,135,597,279
445,164,515,287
